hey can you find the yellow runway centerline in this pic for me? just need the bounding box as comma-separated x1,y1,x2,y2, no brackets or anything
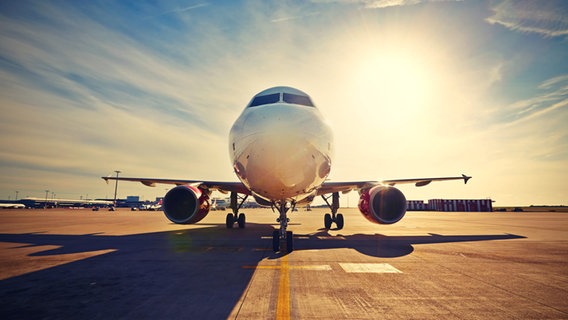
241,258,332,319
276,254,290,319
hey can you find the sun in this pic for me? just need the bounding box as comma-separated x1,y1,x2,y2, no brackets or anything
354,50,434,120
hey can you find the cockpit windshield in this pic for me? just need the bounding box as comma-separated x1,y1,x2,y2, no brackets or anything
283,93,314,107
247,90,315,108
249,93,280,107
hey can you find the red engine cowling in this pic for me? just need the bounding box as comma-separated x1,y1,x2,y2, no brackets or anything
162,185,210,224
358,185,407,224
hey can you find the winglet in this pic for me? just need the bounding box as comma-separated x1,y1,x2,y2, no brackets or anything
462,174,472,184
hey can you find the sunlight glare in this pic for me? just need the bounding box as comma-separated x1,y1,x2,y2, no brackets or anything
353,50,435,126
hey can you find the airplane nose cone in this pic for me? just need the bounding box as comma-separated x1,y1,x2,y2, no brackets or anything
230,103,333,201
242,133,328,200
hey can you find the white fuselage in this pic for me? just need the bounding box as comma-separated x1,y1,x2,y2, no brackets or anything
229,87,333,203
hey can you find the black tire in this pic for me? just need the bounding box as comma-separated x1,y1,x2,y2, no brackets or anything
286,231,294,252
272,230,280,252
336,213,344,230
324,213,332,229
237,213,246,229
226,213,234,229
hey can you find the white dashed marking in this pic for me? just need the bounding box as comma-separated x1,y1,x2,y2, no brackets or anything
317,236,346,240
339,263,402,273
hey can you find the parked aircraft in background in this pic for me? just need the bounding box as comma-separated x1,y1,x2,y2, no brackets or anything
20,197,112,208
0,203,25,209
211,198,227,211
140,199,163,211
103,86,470,252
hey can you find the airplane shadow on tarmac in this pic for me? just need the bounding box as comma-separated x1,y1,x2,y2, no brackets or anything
290,230,526,258
0,223,525,319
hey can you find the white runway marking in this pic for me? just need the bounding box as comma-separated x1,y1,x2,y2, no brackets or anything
339,263,402,273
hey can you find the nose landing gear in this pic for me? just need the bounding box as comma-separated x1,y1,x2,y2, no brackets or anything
272,202,294,252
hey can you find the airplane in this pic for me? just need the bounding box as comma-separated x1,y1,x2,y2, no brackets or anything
0,203,26,209
20,197,113,208
140,199,163,211
103,86,471,252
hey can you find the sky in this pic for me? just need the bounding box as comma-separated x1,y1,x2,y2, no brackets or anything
0,0,567,206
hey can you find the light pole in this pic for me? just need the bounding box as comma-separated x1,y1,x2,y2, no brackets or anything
113,170,121,209
44,190,49,209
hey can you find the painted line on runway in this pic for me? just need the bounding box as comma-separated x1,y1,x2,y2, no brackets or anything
339,263,402,273
260,236,311,240
317,236,346,240
276,254,290,320
242,260,334,320
244,263,400,273
243,264,332,271
259,236,319,240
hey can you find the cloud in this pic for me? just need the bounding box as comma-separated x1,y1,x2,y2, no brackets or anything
499,75,568,126
271,12,320,23
310,0,460,9
486,0,568,37
477,74,568,191
160,3,209,15
364,0,422,9
0,2,245,198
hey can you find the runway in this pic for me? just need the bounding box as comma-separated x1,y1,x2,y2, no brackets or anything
1,208,567,319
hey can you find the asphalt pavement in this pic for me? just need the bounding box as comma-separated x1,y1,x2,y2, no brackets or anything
0,208,566,319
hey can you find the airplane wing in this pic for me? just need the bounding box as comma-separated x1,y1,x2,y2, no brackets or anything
382,174,472,187
101,177,251,195
103,174,470,198
317,174,471,196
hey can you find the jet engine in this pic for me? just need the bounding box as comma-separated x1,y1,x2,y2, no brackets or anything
162,185,210,224
358,185,407,224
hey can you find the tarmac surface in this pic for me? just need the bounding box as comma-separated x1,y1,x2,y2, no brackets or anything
0,207,567,319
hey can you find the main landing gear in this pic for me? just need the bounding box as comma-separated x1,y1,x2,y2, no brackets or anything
272,202,294,253
226,192,249,229
322,192,344,230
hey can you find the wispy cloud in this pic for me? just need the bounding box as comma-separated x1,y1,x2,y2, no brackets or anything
0,2,243,198
364,0,422,9
310,0,460,9
486,0,568,38
500,75,568,126
164,3,209,14
473,74,568,177
271,12,320,23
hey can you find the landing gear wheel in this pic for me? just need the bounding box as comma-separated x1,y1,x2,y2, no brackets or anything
272,230,280,252
237,213,246,229
226,213,234,229
336,213,344,230
286,231,294,252
324,213,332,229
